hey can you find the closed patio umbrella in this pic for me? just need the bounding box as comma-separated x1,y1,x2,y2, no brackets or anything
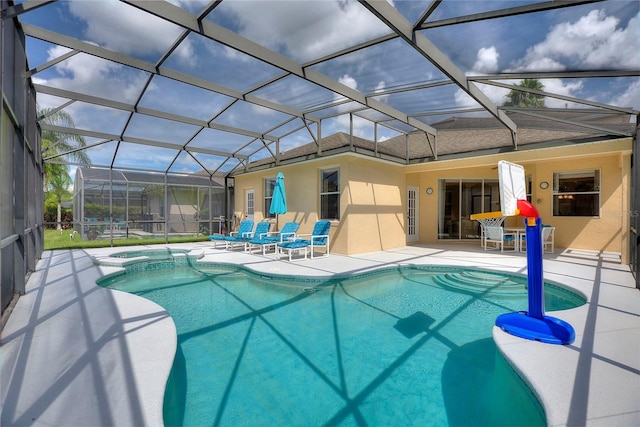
270,172,287,230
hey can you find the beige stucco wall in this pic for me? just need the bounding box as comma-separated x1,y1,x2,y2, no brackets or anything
234,138,631,259
233,154,406,255
341,156,406,253
406,138,632,259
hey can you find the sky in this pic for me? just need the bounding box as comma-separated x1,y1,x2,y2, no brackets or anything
18,0,640,175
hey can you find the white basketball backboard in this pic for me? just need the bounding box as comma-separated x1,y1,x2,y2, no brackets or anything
498,160,527,216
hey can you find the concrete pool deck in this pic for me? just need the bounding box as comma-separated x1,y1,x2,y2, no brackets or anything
1,244,638,426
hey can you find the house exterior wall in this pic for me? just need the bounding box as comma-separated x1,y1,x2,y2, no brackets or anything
233,154,406,255
342,156,406,254
234,138,631,260
406,138,632,260
233,158,337,250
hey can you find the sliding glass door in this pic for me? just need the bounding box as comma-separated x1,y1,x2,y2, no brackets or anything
438,179,500,240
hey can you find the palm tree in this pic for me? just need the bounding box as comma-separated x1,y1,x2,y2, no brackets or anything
48,169,72,230
39,107,91,229
503,78,545,108
39,108,91,187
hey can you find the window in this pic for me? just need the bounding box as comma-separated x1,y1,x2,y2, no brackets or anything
553,170,600,217
264,177,276,218
320,168,340,220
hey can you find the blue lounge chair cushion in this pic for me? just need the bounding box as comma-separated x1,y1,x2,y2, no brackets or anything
251,236,278,244
278,221,331,250
249,222,299,245
278,240,310,250
308,220,331,244
277,220,331,260
230,221,270,241
209,220,254,244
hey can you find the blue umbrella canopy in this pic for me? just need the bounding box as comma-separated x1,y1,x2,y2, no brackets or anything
269,172,287,215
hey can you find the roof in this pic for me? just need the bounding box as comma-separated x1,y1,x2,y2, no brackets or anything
244,111,635,170
75,167,225,187
7,0,639,177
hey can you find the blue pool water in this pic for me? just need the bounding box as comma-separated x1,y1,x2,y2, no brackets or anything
99,262,585,427
111,248,190,259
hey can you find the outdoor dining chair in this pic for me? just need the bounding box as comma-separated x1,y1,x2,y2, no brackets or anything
519,225,555,254
483,226,517,252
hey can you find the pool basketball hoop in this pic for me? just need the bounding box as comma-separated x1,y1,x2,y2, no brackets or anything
472,161,575,345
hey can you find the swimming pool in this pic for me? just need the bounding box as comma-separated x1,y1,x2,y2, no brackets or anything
99,259,585,426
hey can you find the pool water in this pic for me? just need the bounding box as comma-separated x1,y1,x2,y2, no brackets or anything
100,264,585,426
111,248,190,259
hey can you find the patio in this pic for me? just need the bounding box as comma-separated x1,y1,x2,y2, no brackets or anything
1,244,638,426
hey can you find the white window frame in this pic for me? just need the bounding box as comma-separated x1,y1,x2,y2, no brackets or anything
552,169,601,217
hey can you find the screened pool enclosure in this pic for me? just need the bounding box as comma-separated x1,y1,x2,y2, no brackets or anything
73,168,228,241
2,0,639,317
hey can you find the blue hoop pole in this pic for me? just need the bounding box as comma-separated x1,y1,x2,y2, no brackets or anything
525,217,544,319
495,199,575,344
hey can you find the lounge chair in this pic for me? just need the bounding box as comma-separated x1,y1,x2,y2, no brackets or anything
483,226,517,252
208,219,254,248
226,221,271,250
247,222,300,255
520,225,555,253
277,220,331,261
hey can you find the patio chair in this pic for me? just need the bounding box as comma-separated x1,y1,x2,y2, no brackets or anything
277,220,331,261
247,222,300,255
208,219,253,248
226,221,271,250
483,226,517,252
476,216,505,247
519,225,555,254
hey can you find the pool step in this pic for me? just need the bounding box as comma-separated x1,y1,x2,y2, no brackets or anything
433,271,527,296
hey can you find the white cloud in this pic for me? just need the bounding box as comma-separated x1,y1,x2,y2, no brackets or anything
339,74,358,90
473,78,585,109
34,2,198,124
36,46,148,131
538,79,584,108
608,79,640,110
455,83,512,110
372,80,389,102
513,57,566,73
67,1,195,65
508,10,640,71
457,9,639,110
455,46,509,108
582,12,639,69
44,46,146,104
35,92,62,111
482,84,511,107
166,0,210,11
333,74,359,113
219,0,391,62
326,74,377,136
472,47,499,74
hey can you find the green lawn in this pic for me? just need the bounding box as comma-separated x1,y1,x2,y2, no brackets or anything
44,229,209,250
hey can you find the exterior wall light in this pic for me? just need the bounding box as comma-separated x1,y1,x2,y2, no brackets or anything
539,181,549,189
426,187,433,194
